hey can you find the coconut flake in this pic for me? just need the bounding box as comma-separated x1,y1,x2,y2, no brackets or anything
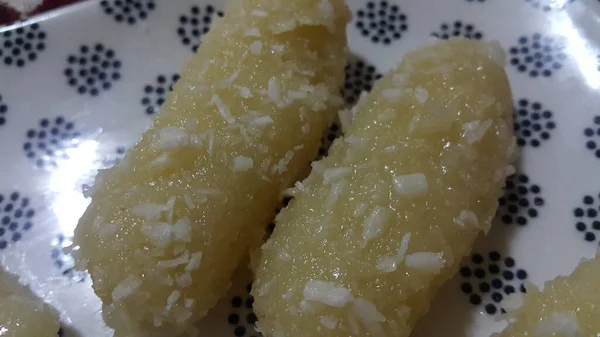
320,316,338,329
377,232,411,272
250,41,263,55
157,250,190,269
414,87,429,104
325,179,347,208
151,153,170,167
212,95,235,124
244,28,261,36
112,275,142,302
536,312,579,337
173,217,191,242
268,78,281,103
185,252,203,272
252,116,274,126
323,167,352,184
405,252,445,273
454,210,478,228
234,85,253,98
352,298,386,337
232,156,254,172
142,222,173,248
393,173,428,197
157,127,189,149
362,206,390,243
303,280,353,307
287,90,307,99
183,194,195,210
462,119,493,144
166,290,181,312
132,203,165,220
257,279,275,296
219,70,240,89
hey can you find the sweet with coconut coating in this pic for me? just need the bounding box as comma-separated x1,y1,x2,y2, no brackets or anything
252,38,514,337
0,268,60,337
493,254,600,337
72,0,350,335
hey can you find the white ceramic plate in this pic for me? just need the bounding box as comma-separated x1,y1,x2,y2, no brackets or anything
0,0,599,336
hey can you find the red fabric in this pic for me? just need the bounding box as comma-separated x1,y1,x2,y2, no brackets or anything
0,0,84,26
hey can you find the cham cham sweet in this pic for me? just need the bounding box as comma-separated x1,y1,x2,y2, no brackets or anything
493,254,600,337
72,0,350,335
252,38,515,337
0,268,60,337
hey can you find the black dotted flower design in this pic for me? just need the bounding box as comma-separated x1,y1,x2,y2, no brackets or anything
228,283,258,337
432,21,483,40
509,34,566,78
342,59,382,106
317,121,342,159
0,23,46,67
573,194,600,244
584,116,600,159
513,99,556,147
497,174,544,226
0,93,7,126
142,73,180,115
355,1,407,45
460,251,528,315
23,117,81,169
50,234,86,282
64,44,122,96
0,192,35,250
525,0,574,11
100,0,156,24
177,5,224,52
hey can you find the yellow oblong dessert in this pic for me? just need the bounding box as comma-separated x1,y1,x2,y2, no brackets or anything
493,255,600,337
72,0,350,335
0,268,60,337
252,38,514,337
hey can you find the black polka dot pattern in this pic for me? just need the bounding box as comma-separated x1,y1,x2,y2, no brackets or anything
573,194,600,244
0,93,7,126
525,0,574,11
50,234,86,282
460,251,528,315
100,0,156,24
509,34,566,78
65,44,122,96
355,1,407,45
316,122,342,160
177,5,224,52
0,192,35,250
584,116,600,159
228,283,259,337
142,73,180,115
342,59,382,106
23,117,81,169
513,99,556,148
432,21,483,40
0,23,47,67
497,174,544,226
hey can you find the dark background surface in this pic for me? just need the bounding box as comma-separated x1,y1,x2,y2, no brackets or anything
0,0,83,26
